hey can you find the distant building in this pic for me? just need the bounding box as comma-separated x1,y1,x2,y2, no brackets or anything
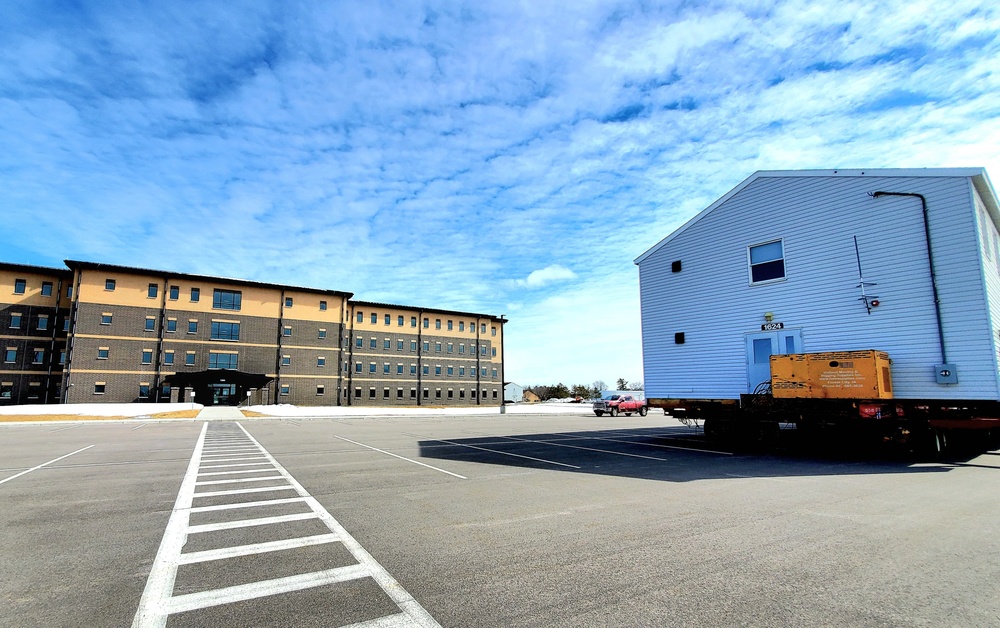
504,382,523,402
1,260,505,407
522,389,541,403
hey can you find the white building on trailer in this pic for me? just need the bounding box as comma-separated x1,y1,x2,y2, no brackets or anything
635,168,1000,403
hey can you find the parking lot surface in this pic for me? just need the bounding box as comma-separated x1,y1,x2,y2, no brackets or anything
2,412,999,627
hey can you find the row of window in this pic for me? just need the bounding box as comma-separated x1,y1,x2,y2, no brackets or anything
98,313,325,340
92,381,166,398
122,281,331,313
355,311,497,336
354,362,498,378
353,386,499,400
11,279,56,297
6,313,60,331
4,348,61,365
353,337,495,356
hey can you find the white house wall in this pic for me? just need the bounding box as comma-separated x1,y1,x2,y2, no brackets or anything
639,172,999,401
974,185,1000,397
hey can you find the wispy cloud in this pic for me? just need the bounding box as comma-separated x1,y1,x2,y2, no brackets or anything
2,0,998,385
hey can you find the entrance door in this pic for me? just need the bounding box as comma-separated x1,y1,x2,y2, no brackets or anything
210,384,237,405
745,329,802,393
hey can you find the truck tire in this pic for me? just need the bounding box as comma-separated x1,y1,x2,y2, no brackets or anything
639,406,648,417
610,407,618,417
594,411,603,417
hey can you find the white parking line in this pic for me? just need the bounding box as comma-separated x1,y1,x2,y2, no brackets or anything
332,435,467,479
195,475,286,486
494,434,673,461
189,496,308,513
131,423,149,431
198,468,278,477
199,461,273,469
187,512,319,534
178,533,340,565
193,484,297,498
417,435,581,469
0,445,95,486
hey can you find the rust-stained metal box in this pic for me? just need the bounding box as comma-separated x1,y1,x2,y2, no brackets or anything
770,350,893,399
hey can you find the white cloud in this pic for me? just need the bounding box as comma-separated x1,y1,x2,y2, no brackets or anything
515,265,578,288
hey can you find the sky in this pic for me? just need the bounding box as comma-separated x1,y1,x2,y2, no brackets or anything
2,1,999,389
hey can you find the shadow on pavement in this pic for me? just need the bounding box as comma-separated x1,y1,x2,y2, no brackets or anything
416,425,1000,483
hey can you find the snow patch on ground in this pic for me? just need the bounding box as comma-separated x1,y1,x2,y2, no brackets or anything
0,402,591,417
0,403,203,416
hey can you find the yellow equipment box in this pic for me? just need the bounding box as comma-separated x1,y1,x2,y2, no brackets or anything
770,350,893,399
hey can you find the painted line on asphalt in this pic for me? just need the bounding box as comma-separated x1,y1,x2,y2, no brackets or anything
131,423,149,431
0,445,95,485
50,423,83,433
332,435,467,479
189,496,308,513
195,475,285,486
199,461,273,469
491,434,673,461
193,484,296,498
553,432,734,456
409,434,581,469
198,468,278,477
196,456,269,463
187,511,319,534
178,533,340,565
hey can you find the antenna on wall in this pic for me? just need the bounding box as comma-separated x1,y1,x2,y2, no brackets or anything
854,235,879,315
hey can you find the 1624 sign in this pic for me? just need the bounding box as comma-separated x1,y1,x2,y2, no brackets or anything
761,322,784,331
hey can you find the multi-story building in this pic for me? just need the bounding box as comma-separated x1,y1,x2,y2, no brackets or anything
1,260,505,407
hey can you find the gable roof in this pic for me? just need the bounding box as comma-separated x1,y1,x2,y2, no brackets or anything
634,167,997,266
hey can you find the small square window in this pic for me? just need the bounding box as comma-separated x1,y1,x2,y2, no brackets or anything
188,320,198,334
355,362,362,373
319,300,328,311
384,339,391,349
749,240,786,283
283,326,292,337
148,283,158,298
190,287,200,302
356,337,363,348
41,282,53,297
370,388,376,399
139,384,150,398
435,389,442,399
4,349,16,363
97,348,109,359
285,297,294,307
105,279,116,291
447,366,454,375
9,314,22,329
383,363,390,374
37,316,48,331
142,350,153,364
185,352,196,366
13,278,27,294
145,318,155,331
317,385,325,395
370,338,377,349
319,329,327,339
164,352,174,365
370,363,376,373
101,313,113,326
169,285,179,300
166,319,177,332
94,383,106,394
282,355,291,366
355,387,362,398
32,349,44,364
280,384,290,396
318,356,326,367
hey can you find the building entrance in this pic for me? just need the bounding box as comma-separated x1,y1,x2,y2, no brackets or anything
210,383,238,405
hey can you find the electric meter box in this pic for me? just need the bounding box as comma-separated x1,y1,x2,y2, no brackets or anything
770,350,893,400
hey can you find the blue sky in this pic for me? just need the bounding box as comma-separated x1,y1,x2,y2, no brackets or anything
2,1,999,388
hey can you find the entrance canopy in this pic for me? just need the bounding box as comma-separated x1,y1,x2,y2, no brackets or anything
163,369,272,406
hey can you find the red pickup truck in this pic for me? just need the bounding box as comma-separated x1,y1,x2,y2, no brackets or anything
593,394,647,417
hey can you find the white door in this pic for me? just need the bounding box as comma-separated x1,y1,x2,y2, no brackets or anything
745,329,802,393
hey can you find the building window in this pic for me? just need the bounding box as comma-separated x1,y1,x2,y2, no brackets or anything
492,368,498,378
423,388,429,399
285,297,293,308
369,338,376,349
209,353,239,370
281,384,290,396
66,285,72,298
94,382,106,395
355,387,362,398
97,348,109,359
459,344,465,354
355,362,362,373
319,329,327,339
210,321,240,341
13,278,26,294
190,287,200,302
320,300,327,311
459,321,465,332
139,384,150,398
145,317,155,331
357,311,364,323
105,279,116,291
435,319,441,330
410,316,417,327
4,349,15,363
459,389,465,399
435,365,442,375
32,349,44,364
164,351,174,365
370,313,377,324
99,313,112,326
63,318,70,332
383,363,390,374
369,387,376,399
410,340,417,351
212,289,242,311
384,314,390,325
471,389,477,399
435,342,441,352
148,283,158,298
491,326,497,336
423,341,429,351
435,389,442,399
459,366,465,376
423,365,429,375
317,356,326,367
356,337,363,348
410,388,417,399
37,315,48,331
447,343,453,353
317,385,325,396
748,239,785,283
397,340,403,351
447,320,453,331
0,383,12,398
493,389,499,399
397,364,403,374
188,320,198,334
41,281,53,297
397,388,403,399
447,366,454,376
384,339,391,349
185,352,196,366
58,351,66,365
141,350,153,365
481,346,488,356
448,389,454,399
282,355,291,366
481,368,487,377
10,313,21,329
383,387,390,399
283,326,292,337
169,285,179,300
492,348,497,357
166,319,177,333
410,364,417,375
398,315,404,326
370,363,376,373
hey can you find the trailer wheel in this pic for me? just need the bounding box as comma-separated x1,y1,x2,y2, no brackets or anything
594,411,603,417
610,407,619,417
639,406,648,417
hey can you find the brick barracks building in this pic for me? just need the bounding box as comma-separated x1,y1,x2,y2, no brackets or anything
1,260,505,407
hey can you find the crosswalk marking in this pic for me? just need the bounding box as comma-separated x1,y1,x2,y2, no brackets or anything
132,422,441,628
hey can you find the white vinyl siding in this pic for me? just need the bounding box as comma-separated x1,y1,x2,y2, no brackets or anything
638,172,1000,401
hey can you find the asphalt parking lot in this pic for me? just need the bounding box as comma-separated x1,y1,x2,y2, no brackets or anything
2,412,999,627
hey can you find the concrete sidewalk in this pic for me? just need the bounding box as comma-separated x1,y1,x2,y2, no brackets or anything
195,407,245,420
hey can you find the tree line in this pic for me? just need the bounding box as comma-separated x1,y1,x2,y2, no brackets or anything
523,379,643,401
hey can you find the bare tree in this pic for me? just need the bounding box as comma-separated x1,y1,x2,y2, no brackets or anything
592,380,607,396
629,381,643,391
